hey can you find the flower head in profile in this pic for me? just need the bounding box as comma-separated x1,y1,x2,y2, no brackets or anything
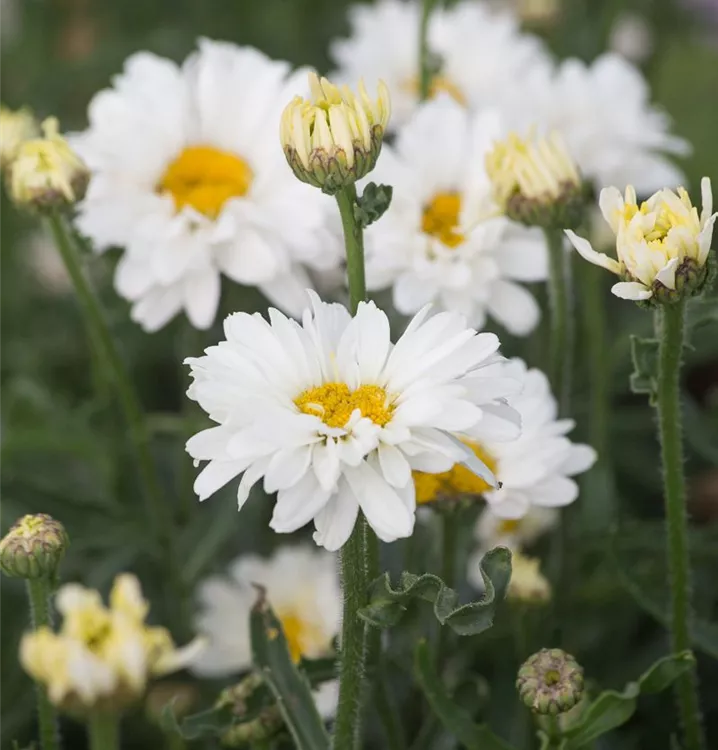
20,574,202,713
565,178,717,303
0,105,39,168
185,292,521,551
280,72,390,194
10,118,88,211
191,546,339,718
485,129,585,229
71,41,340,331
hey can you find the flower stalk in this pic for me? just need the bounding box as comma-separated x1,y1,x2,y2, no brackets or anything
655,302,705,750
88,713,120,750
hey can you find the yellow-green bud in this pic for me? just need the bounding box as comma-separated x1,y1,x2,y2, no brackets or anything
280,72,390,195
517,648,584,715
0,105,40,169
0,514,69,580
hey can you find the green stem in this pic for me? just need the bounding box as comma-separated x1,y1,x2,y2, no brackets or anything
87,712,120,750
544,229,573,416
655,302,705,750
418,0,439,100
26,579,60,750
335,185,365,315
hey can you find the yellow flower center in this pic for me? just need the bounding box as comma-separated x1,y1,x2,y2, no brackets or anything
623,191,699,250
294,383,394,428
157,145,253,219
278,612,326,663
422,192,465,248
414,440,497,504
403,75,466,106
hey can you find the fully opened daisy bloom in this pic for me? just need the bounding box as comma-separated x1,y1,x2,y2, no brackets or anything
72,40,339,332
20,574,202,712
191,546,339,718
414,358,595,518
330,0,551,128
566,178,717,303
185,292,520,551
364,96,547,335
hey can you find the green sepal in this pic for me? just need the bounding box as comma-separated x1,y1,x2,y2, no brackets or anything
250,588,330,750
354,182,393,228
561,651,695,749
414,639,516,750
629,335,660,403
358,546,512,634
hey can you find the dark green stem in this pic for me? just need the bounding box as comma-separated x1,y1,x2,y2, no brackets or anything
655,302,705,750
419,0,439,100
87,712,120,750
26,579,60,750
544,229,573,416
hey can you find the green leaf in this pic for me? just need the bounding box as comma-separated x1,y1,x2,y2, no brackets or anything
629,335,660,402
414,640,516,750
160,701,235,741
562,652,695,749
250,589,330,750
359,546,512,635
354,182,393,228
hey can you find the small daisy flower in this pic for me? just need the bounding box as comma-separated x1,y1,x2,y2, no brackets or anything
72,39,340,332
413,358,596,518
330,0,551,128
191,546,339,718
185,292,520,551
474,506,559,552
364,96,548,335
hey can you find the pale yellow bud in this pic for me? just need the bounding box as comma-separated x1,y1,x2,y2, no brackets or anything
10,117,89,211
280,72,390,194
0,106,39,169
507,553,551,604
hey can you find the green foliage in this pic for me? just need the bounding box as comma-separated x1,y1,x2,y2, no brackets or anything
629,335,660,402
160,702,236,741
354,182,393,228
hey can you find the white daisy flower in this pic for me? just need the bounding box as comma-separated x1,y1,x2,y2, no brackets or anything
413,358,596,518
506,52,689,194
364,96,547,335
330,0,552,128
185,292,521,551
72,39,340,332
191,546,340,718
475,506,559,552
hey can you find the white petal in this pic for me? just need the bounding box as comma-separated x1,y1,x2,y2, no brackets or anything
700,176,713,226
654,257,679,290
194,460,245,501
184,269,220,330
560,444,597,476
259,268,312,319
216,230,279,284
611,281,653,300
487,280,540,336
565,230,622,275
698,213,717,265
598,186,625,234
263,446,313,493
377,443,412,488
313,480,359,551
526,476,579,507
313,440,342,492
236,459,269,510
445,433,497,487
270,472,331,533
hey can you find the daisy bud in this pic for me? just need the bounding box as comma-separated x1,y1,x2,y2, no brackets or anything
565,178,717,304
9,117,89,212
517,648,584,715
506,553,551,605
0,513,69,580
486,130,585,229
0,105,39,169
280,72,391,194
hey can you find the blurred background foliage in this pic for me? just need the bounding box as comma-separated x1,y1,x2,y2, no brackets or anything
2,0,718,748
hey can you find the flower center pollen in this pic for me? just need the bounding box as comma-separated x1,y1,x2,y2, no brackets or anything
277,611,326,663
414,440,497,504
158,145,253,219
422,192,465,248
294,382,394,428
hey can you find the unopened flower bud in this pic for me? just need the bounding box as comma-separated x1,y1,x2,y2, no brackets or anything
0,514,69,580
517,648,584,715
280,72,390,194
0,106,39,169
9,117,89,212
486,130,585,229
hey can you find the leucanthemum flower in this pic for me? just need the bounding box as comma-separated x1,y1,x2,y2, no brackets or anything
20,574,202,713
413,358,595,518
72,39,339,332
364,96,548,335
185,292,521,551
474,506,559,552
330,0,551,128
566,178,717,302
191,546,339,718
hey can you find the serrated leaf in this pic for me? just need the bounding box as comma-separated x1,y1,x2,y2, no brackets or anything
250,589,330,750
354,182,393,228
160,700,235,741
629,335,660,401
359,546,512,635
414,640,516,750
562,652,695,749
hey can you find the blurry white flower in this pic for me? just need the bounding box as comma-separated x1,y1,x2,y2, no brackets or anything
414,358,595,517
364,97,547,335
566,178,716,302
330,0,551,128
609,13,654,65
0,105,38,168
191,546,340,718
72,39,340,332
475,506,559,551
185,292,520,550
20,574,202,712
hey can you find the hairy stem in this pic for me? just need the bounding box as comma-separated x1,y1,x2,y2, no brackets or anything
87,712,120,750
